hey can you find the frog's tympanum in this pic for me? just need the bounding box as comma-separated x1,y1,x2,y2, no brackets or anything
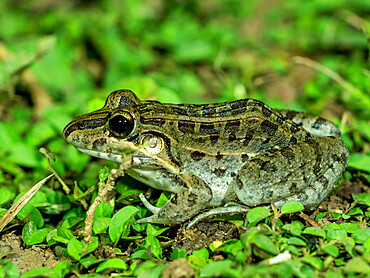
63,90,349,225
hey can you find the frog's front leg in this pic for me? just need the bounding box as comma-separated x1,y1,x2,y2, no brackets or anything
135,171,212,225
234,136,349,209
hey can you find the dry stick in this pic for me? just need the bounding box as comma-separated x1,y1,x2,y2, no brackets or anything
299,211,321,228
84,156,133,243
0,174,54,232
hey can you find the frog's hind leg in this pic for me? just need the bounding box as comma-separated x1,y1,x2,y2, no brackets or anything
233,136,349,210
135,171,213,225
275,109,341,138
187,205,251,229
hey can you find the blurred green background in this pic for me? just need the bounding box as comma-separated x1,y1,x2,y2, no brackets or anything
1,0,369,199
0,1,370,276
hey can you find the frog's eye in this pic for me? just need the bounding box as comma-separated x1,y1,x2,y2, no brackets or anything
108,113,135,138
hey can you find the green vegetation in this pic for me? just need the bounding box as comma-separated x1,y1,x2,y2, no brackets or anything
0,0,369,277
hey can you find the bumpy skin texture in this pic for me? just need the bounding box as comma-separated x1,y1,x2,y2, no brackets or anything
63,90,350,225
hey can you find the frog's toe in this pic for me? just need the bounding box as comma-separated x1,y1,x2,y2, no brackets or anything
135,214,177,225
135,215,157,224
139,193,160,214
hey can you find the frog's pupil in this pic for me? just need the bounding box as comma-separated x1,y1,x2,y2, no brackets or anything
109,115,134,137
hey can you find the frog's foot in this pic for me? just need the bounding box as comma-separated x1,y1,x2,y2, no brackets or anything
136,171,213,225
187,205,250,229
135,193,169,225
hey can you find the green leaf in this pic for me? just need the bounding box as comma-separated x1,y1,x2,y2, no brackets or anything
326,229,347,241
287,237,307,246
174,39,216,63
192,248,209,260
171,248,187,260
99,167,109,182
21,267,54,278
302,227,326,238
62,145,91,172
322,245,339,258
67,238,85,260
52,261,73,278
0,188,15,206
22,221,49,245
131,249,148,260
146,224,169,237
96,258,127,272
134,260,164,278
301,256,323,270
7,142,42,168
143,235,162,259
17,202,44,229
156,192,169,208
26,122,56,147
247,207,272,226
348,153,370,172
200,260,234,277
347,207,364,216
335,258,346,266
93,217,111,234
351,229,370,244
146,223,157,236
339,223,360,233
79,257,104,268
353,193,370,206
282,221,304,236
61,217,84,229
109,206,139,243
315,212,329,220
85,237,99,254
95,200,114,218
250,234,278,255
67,236,98,261
281,201,304,214
364,237,370,254
0,260,19,278
344,257,370,273
57,227,74,240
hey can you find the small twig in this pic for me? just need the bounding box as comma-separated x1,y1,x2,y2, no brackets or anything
84,154,133,243
299,211,321,228
40,148,70,195
0,174,54,232
270,202,279,233
344,200,358,215
293,56,370,108
293,56,347,86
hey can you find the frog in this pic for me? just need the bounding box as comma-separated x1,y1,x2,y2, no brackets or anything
63,89,350,226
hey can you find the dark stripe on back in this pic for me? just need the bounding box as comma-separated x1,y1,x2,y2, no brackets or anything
199,122,219,134
178,120,196,133
224,119,241,133
141,117,166,126
262,105,272,117
260,120,278,136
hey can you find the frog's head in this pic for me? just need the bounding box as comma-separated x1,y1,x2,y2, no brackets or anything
63,90,143,162
63,90,171,168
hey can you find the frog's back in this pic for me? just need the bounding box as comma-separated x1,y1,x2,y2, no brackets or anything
136,98,311,156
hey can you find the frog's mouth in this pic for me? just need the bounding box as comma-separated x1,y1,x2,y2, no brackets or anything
77,148,124,163
76,147,161,170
